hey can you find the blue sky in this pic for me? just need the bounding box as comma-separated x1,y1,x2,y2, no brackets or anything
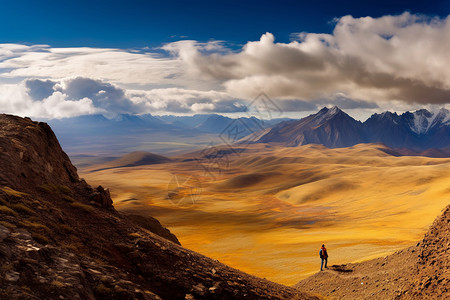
1,1,450,119
1,0,449,48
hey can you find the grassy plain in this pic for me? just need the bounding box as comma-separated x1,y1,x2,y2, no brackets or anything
79,143,450,285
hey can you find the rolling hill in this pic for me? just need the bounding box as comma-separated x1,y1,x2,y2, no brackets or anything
81,142,450,286
88,151,172,172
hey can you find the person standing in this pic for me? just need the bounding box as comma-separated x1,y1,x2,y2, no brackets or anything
320,244,328,271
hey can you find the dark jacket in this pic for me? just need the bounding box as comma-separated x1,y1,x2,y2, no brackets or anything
320,247,328,259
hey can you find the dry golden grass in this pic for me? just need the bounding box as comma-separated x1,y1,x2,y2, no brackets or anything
54,223,74,234
80,143,450,285
61,195,75,203
128,232,142,238
95,283,112,295
50,280,65,288
38,184,72,195
31,232,49,244
70,202,95,212
0,220,16,229
9,203,34,215
1,186,29,198
19,220,51,233
0,205,18,216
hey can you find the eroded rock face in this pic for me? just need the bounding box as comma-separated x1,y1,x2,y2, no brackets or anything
0,115,79,191
90,186,113,209
411,205,450,298
124,214,181,245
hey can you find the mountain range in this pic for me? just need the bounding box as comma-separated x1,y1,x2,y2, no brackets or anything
158,114,289,134
248,106,450,150
45,107,450,158
48,113,290,137
46,113,291,157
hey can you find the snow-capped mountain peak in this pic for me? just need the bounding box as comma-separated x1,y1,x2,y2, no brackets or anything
410,108,450,134
433,108,450,126
313,106,343,125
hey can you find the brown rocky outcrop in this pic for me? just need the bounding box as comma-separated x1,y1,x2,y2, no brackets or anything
90,186,113,208
409,205,449,298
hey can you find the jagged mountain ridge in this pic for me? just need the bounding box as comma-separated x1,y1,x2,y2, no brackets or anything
253,107,366,148
0,114,317,299
248,106,450,150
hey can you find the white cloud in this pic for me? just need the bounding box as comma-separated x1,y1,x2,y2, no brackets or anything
0,45,181,87
0,77,247,119
37,92,99,119
0,83,98,119
127,87,247,114
164,12,450,105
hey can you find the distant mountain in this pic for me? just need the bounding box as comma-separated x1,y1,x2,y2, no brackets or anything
365,108,450,149
364,111,420,148
46,113,294,156
195,114,234,133
159,114,292,134
48,113,293,138
47,113,177,137
157,114,214,129
250,107,366,148
248,106,450,150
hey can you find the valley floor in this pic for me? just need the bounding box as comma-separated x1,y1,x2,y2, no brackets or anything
79,143,450,285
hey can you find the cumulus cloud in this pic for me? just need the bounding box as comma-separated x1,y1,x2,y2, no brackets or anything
25,79,56,100
56,77,142,117
164,12,450,105
0,83,98,119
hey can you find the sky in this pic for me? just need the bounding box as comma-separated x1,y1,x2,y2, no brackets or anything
1,0,450,120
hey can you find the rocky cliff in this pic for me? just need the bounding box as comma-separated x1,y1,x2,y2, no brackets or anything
0,114,318,300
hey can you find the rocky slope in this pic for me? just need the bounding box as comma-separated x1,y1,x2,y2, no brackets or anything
295,205,450,299
0,114,318,300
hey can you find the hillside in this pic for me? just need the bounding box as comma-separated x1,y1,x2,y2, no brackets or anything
0,114,318,300
295,205,449,299
88,151,172,172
